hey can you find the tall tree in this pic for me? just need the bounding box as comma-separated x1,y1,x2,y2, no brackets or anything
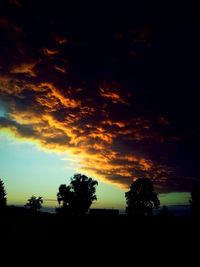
57,184,74,215
25,196,43,212
125,178,160,217
57,174,98,215
0,179,7,208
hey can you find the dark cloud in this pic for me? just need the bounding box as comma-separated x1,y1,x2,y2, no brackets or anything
0,117,37,137
0,0,200,191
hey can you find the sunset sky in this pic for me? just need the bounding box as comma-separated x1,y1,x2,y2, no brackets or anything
0,0,199,210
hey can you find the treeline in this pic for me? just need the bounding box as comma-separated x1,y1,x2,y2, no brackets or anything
0,174,200,218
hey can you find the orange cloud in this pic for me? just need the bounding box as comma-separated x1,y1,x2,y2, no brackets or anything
99,82,129,104
102,119,126,128
0,76,23,94
42,48,59,56
52,33,68,45
39,83,80,109
139,158,152,170
100,87,128,104
92,143,105,150
0,73,171,189
89,131,115,144
10,62,37,77
54,65,66,73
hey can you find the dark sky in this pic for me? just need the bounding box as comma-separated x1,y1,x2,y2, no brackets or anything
0,0,200,192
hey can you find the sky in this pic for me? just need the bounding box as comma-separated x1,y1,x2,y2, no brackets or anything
0,0,199,209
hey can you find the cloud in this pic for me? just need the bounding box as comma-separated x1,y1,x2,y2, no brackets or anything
38,83,81,109
54,65,66,73
102,120,126,128
10,62,37,77
0,1,199,193
0,74,181,190
52,33,68,45
0,117,37,138
42,48,59,56
99,87,128,104
0,75,23,95
0,76,170,187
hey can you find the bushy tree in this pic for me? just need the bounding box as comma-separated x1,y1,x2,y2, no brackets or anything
57,184,74,215
57,174,98,215
25,195,43,211
125,178,160,217
0,179,7,208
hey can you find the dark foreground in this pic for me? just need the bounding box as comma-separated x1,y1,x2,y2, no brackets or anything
1,206,199,263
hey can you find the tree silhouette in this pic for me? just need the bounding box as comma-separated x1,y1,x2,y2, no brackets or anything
57,173,98,215
125,178,160,217
25,195,43,211
190,186,200,217
0,179,7,209
57,184,74,215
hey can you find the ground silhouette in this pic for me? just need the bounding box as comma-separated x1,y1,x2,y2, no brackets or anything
0,180,200,266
